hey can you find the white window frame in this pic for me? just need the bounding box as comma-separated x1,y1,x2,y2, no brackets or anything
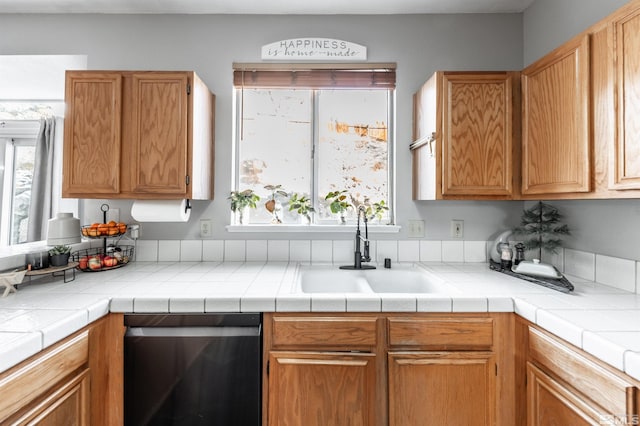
230,87,397,231
0,120,40,245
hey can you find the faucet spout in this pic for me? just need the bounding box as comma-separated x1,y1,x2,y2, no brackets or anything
339,206,376,270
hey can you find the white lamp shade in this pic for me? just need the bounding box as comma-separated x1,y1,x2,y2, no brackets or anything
47,212,80,245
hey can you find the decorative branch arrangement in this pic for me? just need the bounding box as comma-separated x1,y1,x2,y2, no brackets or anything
513,201,570,260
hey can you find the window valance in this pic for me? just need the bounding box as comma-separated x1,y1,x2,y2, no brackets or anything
233,63,396,89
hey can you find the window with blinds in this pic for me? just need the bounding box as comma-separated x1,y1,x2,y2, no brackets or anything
232,63,396,225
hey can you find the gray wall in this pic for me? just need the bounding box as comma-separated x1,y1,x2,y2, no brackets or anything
523,0,629,66
6,6,638,260
524,0,640,261
0,13,524,241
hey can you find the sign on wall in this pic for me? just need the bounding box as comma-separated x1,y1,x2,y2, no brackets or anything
261,38,367,61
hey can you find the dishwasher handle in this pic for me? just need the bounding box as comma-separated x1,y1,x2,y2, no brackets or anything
126,325,261,338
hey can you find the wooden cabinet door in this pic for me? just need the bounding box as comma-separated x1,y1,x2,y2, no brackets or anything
411,73,439,200
63,72,122,197
0,332,90,425
13,369,90,425
127,72,189,195
528,326,639,424
521,35,591,195
610,8,640,189
527,362,602,426
267,351,376,426
442,73,515,197
388,351,496,426
411,72,518,200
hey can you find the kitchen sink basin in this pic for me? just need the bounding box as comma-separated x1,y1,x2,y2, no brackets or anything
362,268,448,293
295,264,449,294
298,268,373,293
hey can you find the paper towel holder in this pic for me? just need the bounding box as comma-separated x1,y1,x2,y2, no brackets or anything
130,199,192,223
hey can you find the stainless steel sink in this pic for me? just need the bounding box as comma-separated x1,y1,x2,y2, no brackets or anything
295,264,449,294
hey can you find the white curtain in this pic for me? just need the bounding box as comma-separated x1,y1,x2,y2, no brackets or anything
27,117,56,242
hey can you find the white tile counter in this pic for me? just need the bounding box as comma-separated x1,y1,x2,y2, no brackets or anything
2,261,640,384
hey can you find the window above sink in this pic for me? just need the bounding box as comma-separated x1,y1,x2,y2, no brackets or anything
231,63,396,227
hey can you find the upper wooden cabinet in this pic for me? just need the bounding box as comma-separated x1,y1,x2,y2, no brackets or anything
411,71,520,200
518,0,640,199
609,7,640,190
521,35,591,196
63,71,215,200
63,72,122,196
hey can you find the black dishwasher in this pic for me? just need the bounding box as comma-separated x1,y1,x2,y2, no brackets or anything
124,313,262,426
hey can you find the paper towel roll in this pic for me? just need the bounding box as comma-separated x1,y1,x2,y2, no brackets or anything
131,199,191,222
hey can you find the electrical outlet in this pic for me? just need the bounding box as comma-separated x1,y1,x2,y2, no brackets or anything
129,224,140,239
200,219,212,238
451,220,464,239
407,220,425,238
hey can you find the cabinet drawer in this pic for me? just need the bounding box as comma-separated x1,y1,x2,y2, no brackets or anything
388,317,493,350
528,326,638,417
271,316,377,350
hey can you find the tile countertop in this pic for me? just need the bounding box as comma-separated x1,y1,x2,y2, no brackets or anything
2,261,640,383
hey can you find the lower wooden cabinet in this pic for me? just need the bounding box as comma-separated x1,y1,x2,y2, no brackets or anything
265,314,382,425
264,313,511,426
12,369,90,426
0,314,124,426
388,351,496,426
527,362,600,425
0,332,90,425
525,324,640,426
267,351,377,426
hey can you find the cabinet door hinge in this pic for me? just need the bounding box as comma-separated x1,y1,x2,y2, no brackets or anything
266,360,270,376
186,83,191,95
185,175,190,185
495,363,498,376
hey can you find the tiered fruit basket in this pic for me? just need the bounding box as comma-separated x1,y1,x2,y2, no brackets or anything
72,246,134,272
76,204,134,272
81,221,128,238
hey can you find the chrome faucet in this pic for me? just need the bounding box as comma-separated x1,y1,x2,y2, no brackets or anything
340,206,376,270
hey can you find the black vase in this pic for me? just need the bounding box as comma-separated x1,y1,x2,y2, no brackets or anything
49,253,70,267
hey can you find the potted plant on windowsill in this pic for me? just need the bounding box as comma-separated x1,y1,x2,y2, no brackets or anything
366,200,390,224
229,189,260,225
264,184,288,224
288,193,315,225
325,190,352,224
48,245,71,267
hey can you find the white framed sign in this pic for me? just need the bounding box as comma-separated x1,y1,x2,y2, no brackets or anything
261,38,367,61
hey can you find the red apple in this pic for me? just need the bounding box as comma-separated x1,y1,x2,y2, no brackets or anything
103,256,117,267
78,256,89,270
